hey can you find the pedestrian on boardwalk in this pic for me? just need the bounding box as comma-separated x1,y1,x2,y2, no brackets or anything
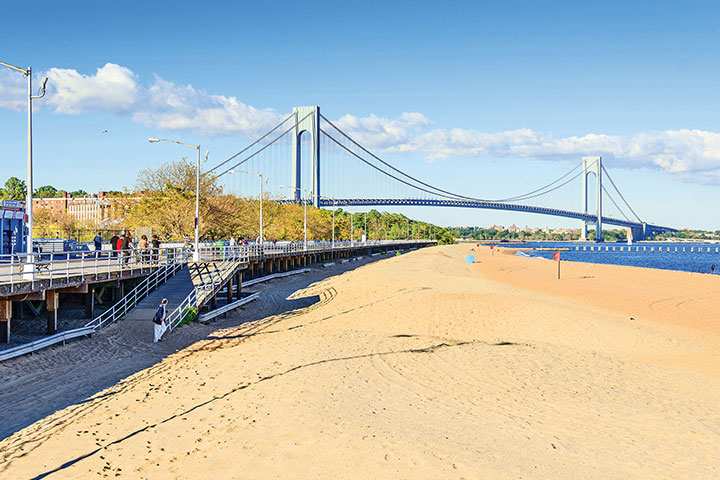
110,232,119,258
93,231,103,258
115,234,124,264
153,298,168,342
151,234,160,265
121,232,133,266
137,234,150,264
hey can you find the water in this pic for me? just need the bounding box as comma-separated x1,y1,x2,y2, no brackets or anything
481,241,720,274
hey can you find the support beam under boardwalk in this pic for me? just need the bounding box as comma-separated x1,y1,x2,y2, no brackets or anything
46,290,59,335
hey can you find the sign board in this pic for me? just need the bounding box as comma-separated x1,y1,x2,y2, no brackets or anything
1,200,24,209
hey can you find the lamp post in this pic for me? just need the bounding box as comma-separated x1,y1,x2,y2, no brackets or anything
318,195,337,248
148,137,202,261
280,185,308,250
229,170,264,244
1,61,48,278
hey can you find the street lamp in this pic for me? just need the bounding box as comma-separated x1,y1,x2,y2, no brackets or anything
148,137,203,261
318,195,337,248
280,185,308,249
229,170,265,244
1,61,48,278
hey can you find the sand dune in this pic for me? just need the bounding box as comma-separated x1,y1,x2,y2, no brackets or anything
1,244,718,479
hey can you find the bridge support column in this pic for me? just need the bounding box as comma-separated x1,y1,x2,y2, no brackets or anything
291,106,321,206
628,223,647,242
84,289,95,319
235,273,242,301
0,300,11,344
46,290,59,335
581,156,603,242
227,276,234,305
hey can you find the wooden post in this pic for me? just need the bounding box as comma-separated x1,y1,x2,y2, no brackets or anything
85,289,95,318
226,276,233,305
0,300,11,344
211,294,217,310
46,290,59,334
235,273,242,300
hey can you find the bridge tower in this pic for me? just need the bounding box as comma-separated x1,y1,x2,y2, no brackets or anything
291,106,321,207
581,156,603,242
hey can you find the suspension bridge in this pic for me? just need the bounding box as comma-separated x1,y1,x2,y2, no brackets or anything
0,105,677,351
211,106,676,243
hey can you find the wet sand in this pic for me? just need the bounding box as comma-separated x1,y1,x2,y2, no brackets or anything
1,244,718,479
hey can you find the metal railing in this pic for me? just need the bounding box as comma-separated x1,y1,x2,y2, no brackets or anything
0,246,187,293
0,326,96,362
85,248,191,331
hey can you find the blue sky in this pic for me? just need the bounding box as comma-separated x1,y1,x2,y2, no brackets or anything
1,0,719,230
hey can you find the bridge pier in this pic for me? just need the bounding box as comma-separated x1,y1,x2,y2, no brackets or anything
628,222,648,242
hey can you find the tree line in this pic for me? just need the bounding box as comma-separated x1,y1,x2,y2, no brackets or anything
1,176,89,200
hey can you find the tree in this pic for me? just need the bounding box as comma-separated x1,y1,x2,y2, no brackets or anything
69,189,88,197
35,185,58,198
1,177,26,200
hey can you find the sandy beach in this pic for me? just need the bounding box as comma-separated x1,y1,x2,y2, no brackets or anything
1,244,719,479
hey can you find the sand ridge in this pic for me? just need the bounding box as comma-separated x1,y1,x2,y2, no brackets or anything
1,244,719,479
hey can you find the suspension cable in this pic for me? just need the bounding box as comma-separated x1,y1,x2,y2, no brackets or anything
601,184,630,221
213,111,315,179
206,113,294,174
320,113,585,203
321,128,466,200
601,165,642,222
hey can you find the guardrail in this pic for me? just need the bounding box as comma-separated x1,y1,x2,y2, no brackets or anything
0,326,95,362
198,292,260,322
242,268,312,287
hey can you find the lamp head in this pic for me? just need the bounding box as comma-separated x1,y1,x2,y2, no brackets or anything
40,77,48,90
204,151,210,162
148,137,160,143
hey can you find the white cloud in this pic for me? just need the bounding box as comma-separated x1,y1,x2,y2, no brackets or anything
335,113,720,184
46,63,140,115
0,62,282,137
2,62,720,183
0,69,27,111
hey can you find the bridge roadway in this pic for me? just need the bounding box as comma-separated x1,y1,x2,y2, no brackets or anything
312,198,677,236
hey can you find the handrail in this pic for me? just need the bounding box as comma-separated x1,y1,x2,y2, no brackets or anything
85,248,191,331
0,246,188,293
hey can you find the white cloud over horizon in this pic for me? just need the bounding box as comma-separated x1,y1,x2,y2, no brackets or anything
2,63,720,184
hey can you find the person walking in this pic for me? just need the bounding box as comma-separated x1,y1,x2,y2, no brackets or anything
151,234,161,265
712,264,716,275
110,232,119,258
93,231,103,258
152,298,168,342
120,232,133,266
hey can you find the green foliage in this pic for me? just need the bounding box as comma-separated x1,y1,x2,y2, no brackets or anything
179,306,198,327
1,177,27,200
69,189,88,197
35,185,58,197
